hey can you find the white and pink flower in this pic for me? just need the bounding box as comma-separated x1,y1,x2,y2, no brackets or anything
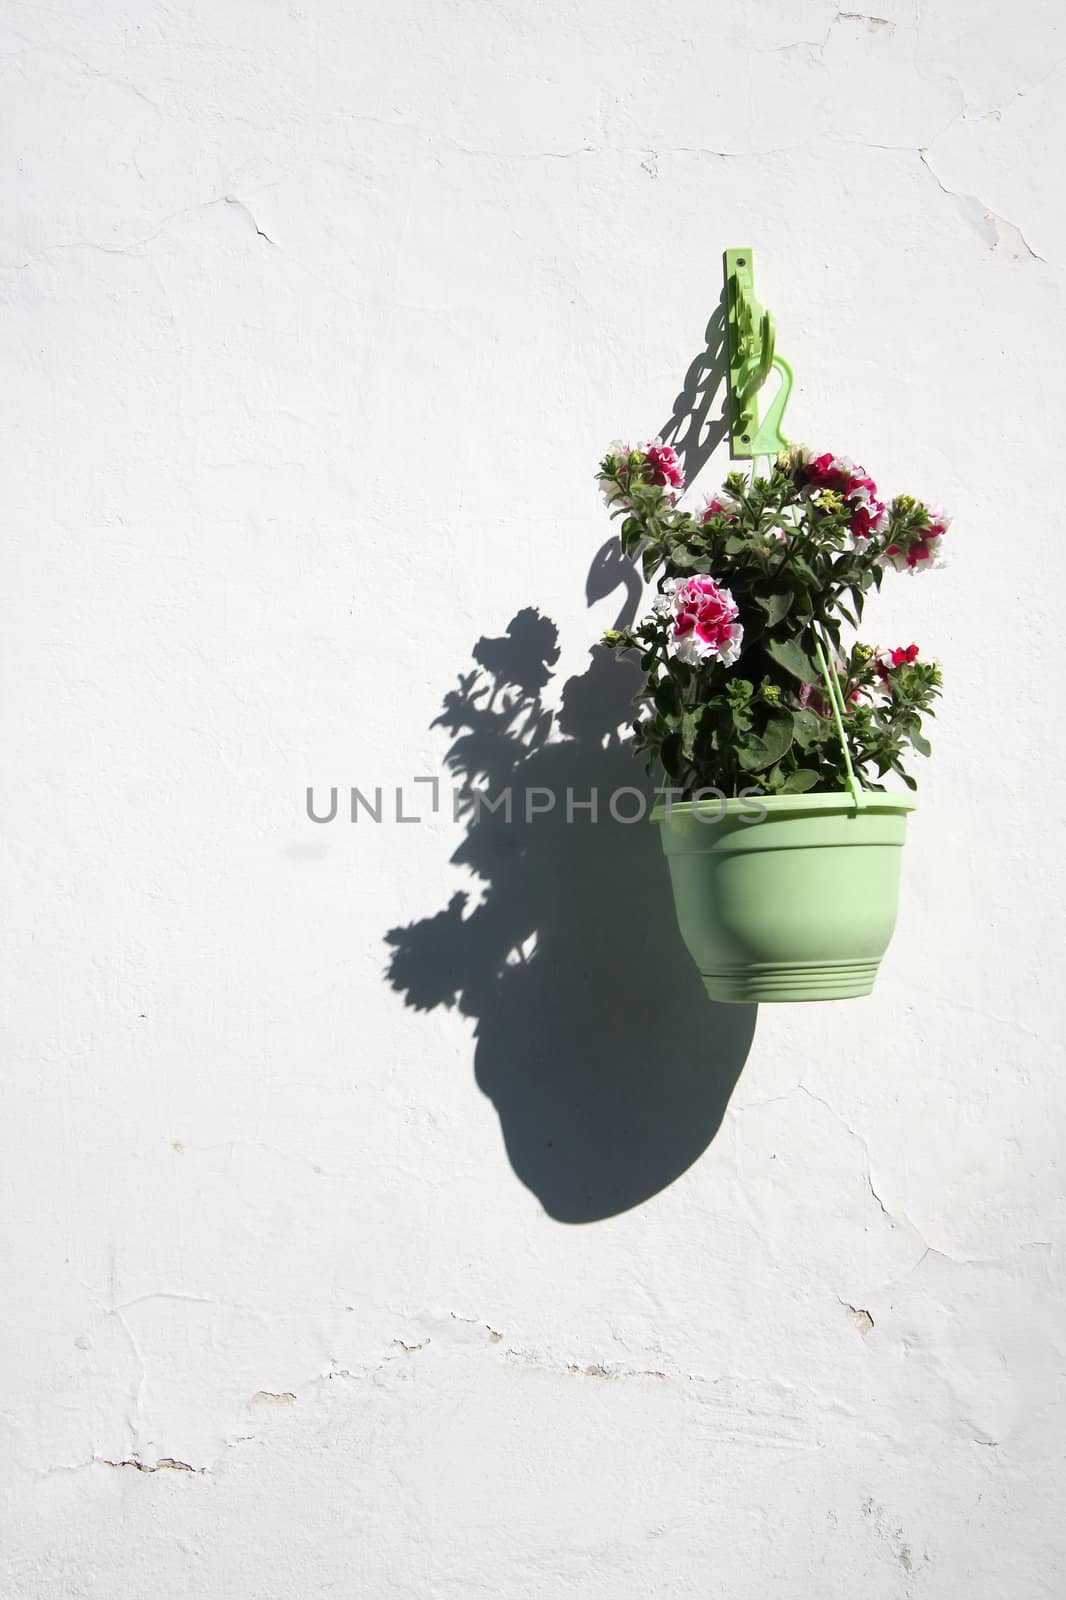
601,438,684,508
654,575,743,667
643,439,683,494
701,493,738,525
847,478,888,542
600,439,631,507
884,504,951,571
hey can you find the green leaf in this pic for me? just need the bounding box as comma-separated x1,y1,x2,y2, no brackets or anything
767,634,819,683
666,658,693,692
889,757,918,790
910,729,932,758
790,591,815,626
660,731,683,779
738,709,795,772
755,590,792,627
681,706,706,759
654,678,681,719
778,768,820,794
791,708,826,751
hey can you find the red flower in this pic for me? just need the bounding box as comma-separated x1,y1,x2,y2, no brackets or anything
874,643,920,686
799,452,847,490
850,503,877,540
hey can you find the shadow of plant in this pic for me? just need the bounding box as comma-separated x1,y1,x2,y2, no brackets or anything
384,300,756,1222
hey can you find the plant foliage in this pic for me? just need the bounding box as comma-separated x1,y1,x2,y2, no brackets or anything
596,443,947,797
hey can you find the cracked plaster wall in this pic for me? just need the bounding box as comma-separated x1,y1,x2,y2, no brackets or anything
3,0,1065,1595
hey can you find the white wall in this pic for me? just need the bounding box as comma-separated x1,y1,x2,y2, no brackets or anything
4,1,1065,1594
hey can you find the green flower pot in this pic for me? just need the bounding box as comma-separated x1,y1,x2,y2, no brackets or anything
652,792,917,1003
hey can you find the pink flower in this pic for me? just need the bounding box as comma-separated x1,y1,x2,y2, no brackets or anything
797,664,864,717
654,575,743,668
796,681,824,714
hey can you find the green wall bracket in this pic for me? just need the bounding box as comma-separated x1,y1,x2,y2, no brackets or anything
724,248,793,460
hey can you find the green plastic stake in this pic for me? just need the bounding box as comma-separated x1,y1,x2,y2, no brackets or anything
724,248,791,460
814,635,865,811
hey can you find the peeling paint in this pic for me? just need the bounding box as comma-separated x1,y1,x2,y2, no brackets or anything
836,11,895,33
919,148,1045,261
862,1497,926,1575
843,1303,876,1337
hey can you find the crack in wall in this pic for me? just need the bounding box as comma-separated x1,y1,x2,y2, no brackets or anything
48,1257,1058,1484
449,1312,503,1343
919,147,1045,260
796,1085,910,1239
222,195,277,245
100,1455,205,1475
108,1307,148,1457
1,192,281,271
6,134,1048,283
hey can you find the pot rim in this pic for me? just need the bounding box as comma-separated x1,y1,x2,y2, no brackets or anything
651,790,918,825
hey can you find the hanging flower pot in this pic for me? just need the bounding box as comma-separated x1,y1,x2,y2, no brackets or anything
594,252,949,1004
653,791,916,1003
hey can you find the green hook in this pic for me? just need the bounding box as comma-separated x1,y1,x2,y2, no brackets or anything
750,356,793,457
724,249,791,460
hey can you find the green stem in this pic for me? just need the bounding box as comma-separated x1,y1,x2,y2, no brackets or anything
813,634,864,809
